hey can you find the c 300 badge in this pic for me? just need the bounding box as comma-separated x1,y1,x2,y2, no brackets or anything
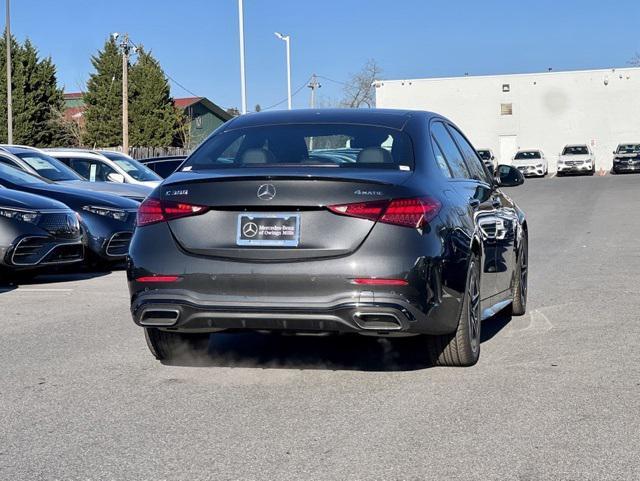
165,189,189,196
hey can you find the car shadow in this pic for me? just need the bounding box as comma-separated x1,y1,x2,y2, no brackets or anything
0,269,112,289
162,310,514,372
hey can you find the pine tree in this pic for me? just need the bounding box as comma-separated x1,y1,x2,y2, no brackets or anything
128,49,177,147
0,36,67,146
83,38,122,147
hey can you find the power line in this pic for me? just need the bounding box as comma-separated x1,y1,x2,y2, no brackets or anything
316,74,349,87
128,37,201,98
262,75,312,111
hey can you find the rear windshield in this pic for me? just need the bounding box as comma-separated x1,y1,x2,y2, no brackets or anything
514,151,541,160
562,146,588,155
477,150,491,160
616,144,640,154
184,124,415,171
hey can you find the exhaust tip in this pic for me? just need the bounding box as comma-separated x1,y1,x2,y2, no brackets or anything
353,312,402,330
139,308,180,326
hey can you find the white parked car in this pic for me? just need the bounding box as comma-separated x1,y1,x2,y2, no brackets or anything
557,144,596,176
44,149,162,187
512,150,548,177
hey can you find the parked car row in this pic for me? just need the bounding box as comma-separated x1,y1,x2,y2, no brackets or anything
0,146,160,280
478,142,640,177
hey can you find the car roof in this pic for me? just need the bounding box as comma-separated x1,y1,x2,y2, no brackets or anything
44,148,110,159
223,108,432,131
0,144,45,155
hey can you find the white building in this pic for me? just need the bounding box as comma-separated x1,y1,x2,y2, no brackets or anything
375,67,640,172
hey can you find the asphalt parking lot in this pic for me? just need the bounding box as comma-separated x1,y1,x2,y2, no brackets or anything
1,174,639,481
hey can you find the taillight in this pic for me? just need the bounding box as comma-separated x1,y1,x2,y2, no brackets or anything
328,197,440,229
137,198,208,227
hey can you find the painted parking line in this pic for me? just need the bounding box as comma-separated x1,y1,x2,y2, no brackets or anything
13,288,74,292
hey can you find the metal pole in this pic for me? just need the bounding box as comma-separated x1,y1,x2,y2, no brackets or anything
285,36,291,109
5,0,12,144
122,34,129,153
238,0,247,114
308,73,320,108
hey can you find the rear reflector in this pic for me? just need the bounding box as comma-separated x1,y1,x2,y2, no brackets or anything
352,278,409,286
328,197,440,228
136,275,182,283
137,197,208,227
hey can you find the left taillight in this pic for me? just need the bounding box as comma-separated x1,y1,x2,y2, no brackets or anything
137,198,208,227
328,197,440,229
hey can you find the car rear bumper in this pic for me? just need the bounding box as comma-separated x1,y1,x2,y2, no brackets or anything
127,222,467,336
130,289,457,335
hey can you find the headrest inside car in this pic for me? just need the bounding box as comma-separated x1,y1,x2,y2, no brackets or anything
241,148,275,164
356,147,392,164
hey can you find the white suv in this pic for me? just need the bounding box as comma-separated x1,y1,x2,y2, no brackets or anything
44,149,162,187
557,144,596,176
512,150,548,177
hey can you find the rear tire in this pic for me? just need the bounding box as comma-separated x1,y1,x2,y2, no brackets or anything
144,328,210,360
511,232,528,316
426,253,481,367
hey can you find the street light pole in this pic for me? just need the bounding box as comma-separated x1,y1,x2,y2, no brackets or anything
238,0,247,114
275,32,292,110
5,0,13,143
121,33,129,153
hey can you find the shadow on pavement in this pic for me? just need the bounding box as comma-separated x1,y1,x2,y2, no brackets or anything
0,270,112,290
163,310,513,372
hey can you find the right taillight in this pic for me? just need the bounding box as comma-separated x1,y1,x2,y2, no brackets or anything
328,197,440,229
137,198,208,227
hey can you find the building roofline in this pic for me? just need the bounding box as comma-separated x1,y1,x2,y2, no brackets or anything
379,66,640,85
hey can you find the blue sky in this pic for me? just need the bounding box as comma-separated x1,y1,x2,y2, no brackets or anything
7,0,640,111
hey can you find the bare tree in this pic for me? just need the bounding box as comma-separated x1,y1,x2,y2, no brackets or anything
50,106,85,147
340,59,382,108
629,53,640,67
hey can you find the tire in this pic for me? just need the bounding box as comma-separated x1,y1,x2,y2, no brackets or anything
426,253,481,367
511,232,528,316
144,328,210,360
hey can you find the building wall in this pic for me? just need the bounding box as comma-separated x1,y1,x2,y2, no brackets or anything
188,103,226,148
375,68,640,172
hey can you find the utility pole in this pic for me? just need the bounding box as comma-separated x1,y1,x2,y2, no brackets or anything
238,0,247,114
5,0,12,144
308,74,321,108
114,33,133,153
307,74,321,150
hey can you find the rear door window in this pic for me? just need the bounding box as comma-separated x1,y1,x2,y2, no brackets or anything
430,122,471,179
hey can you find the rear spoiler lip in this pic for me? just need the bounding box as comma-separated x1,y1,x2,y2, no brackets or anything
162,172,413,187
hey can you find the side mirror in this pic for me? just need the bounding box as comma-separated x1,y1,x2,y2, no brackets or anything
491,155,495,160
106,172,125,183
495,164,524,187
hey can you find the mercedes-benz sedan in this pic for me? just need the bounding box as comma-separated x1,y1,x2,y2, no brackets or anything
128,109,528,367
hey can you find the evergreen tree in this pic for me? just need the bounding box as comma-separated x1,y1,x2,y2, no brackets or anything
128,49,177,147
83,38,122,147
0,36,67,146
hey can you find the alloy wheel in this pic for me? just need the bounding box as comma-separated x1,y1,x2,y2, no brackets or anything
468,262,481,353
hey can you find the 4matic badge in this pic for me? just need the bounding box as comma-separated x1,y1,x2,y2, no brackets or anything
354,189,383,196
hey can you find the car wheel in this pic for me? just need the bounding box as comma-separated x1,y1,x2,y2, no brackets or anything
426,253,481,367
144,328,210,360
511,232,528,316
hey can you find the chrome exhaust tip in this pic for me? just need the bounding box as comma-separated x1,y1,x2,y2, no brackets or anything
139,308,180,327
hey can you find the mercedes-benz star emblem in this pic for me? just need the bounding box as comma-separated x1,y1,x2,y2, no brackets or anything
257,183,276,201
242,222,259,238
